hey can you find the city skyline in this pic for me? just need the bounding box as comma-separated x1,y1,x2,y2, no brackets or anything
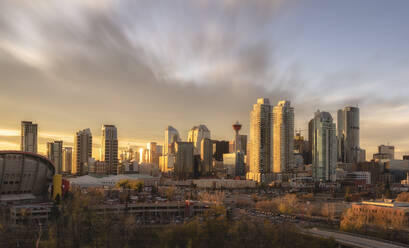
1,1,409,158
0,100,407,160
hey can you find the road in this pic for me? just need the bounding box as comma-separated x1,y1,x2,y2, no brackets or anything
242,209,409,248
307,228,409,248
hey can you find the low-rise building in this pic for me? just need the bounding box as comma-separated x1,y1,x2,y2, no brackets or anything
68,174,160,188
350,200,409,229
9,203,52,224
192,179,256,189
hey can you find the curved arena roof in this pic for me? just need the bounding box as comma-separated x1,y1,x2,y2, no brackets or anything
0,151,55,199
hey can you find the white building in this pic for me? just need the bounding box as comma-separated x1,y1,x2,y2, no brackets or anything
68,174,159,188
273,100,294,173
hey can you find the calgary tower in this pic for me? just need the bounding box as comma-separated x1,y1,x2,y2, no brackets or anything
232,121,242,153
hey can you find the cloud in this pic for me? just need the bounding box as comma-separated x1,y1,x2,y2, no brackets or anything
0,0,409,159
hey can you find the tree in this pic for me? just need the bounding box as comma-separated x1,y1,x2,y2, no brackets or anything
396,192,409,202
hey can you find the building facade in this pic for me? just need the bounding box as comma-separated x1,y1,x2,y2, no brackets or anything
294,132,311,165
21,121,38,153
47,141,63,174
174,142,194,179
188,125,211,155
200,138,213,176
311,111,337,182
337,106,360,164
164,126,180,155
0,151,55,202
73,128,92,175
247,98,273,183
374,145,395,161
62,147,72,173
273,100,294,173
350,201,409,229
147,142,159,166
101,125,118,175
88,158,108,175
213,140,229,161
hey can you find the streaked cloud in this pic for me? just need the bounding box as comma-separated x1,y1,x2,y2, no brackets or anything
0,0,409,158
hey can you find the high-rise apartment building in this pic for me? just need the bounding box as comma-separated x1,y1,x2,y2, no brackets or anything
337,106,360,164
311,111,337,182
62,147,72,173
73,128,92,175
273,100,294,173
47,141,63,174
101,125,118,175
246,98,273,183
21,121,38,153
188,125,211,155
174,142,194,179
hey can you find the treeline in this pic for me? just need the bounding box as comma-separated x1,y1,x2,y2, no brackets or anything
254,194,338,219
0,191,337,248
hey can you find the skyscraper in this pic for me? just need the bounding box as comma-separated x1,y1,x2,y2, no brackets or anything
246,98,273,183
147,142,159,166
21,121,38,153
200,138,213,175
160,126,181,173
164,126,180,155
273,100,294,173
47,141,63,174
188,125,211,155
174,142,194,179
337,106,360,164
101,125,118,175
62,147,73,173
307,118,314,164
212,140,230,161
311,111,337,182
73,128,92,175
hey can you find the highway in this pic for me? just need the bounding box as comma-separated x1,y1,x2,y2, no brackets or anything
307,228,409,248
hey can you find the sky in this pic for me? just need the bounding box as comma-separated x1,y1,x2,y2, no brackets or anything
1,0,409,158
